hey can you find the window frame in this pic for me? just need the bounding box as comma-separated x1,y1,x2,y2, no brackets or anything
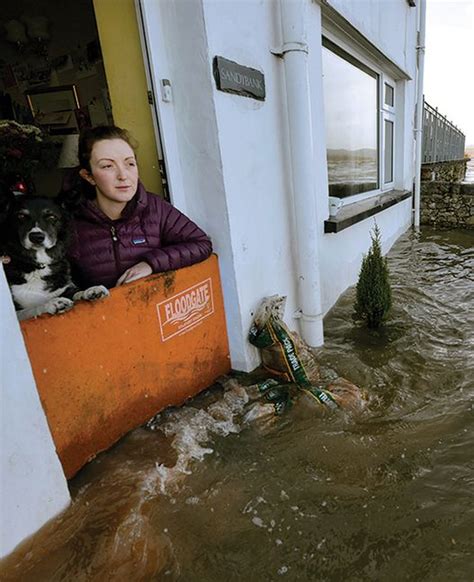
381,75,396,190
321,32,398,205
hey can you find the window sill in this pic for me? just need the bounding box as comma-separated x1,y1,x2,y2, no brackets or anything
324,190,412,233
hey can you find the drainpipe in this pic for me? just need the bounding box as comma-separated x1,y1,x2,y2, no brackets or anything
274,0,324,346
414,0,426,229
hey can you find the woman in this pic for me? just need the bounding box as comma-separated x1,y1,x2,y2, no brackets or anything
63,126,212,289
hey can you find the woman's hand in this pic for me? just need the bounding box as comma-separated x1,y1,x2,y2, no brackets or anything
116,261,152,286
0,255,11,265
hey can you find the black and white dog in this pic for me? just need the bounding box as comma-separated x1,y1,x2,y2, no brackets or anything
1,192,108,321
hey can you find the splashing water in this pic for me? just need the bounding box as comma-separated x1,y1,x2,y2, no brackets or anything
145,382,249,495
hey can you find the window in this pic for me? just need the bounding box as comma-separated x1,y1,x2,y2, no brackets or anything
322,38,396,199
384,83,394,107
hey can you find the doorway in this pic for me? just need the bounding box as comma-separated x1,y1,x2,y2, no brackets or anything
0,0,165,197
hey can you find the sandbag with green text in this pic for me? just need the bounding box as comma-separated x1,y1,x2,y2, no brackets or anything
248,295,367,414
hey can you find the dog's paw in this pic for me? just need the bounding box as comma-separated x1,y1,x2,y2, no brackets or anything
45,297,74,315
73,285,109,302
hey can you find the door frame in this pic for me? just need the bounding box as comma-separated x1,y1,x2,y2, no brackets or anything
134,0,188,213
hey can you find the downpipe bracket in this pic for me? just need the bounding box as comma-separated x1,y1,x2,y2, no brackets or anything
293,309,323,322
270,42,309,58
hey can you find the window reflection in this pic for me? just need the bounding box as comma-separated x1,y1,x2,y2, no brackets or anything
322,40,379,198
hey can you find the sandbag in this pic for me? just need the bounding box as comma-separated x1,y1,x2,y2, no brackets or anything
249,296,320,385
249,295,367,415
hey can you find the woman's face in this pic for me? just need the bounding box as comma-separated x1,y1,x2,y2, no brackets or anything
81,138,139,209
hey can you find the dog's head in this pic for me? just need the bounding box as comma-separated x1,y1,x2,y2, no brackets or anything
5,195,69,251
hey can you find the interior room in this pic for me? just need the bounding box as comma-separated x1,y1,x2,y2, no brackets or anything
0,0,113,195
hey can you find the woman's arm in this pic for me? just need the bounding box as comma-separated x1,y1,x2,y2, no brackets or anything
142,198,212,273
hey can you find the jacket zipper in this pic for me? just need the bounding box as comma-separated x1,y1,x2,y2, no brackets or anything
110,225,121,276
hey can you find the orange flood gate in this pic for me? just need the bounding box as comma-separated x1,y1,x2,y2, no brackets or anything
20,255,230,478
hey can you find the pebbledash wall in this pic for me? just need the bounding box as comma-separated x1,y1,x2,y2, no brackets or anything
141,0,420,371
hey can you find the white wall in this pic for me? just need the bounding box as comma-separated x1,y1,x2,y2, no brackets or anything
319,200,412,313
139,0,251,370
0,266,70,558
203,0,299,370
143,0,420,370
326,0,415,71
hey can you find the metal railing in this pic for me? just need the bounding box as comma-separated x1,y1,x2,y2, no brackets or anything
422,100,466,163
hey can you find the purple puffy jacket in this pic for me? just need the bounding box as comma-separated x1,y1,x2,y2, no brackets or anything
68,182,212,288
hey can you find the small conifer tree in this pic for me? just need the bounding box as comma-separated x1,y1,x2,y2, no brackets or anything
353,224,392,328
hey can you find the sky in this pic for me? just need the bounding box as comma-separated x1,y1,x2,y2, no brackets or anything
424,0,474,146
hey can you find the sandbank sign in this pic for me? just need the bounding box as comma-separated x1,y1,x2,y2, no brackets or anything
157,278,214,341
213,56,265,101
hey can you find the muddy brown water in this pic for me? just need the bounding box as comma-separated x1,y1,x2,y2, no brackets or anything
2,228,473,581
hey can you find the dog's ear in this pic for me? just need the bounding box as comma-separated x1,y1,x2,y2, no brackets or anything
0,181,16,226
56,189,83,214
56,167,87,213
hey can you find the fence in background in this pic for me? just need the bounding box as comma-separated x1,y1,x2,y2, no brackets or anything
422,100,466,163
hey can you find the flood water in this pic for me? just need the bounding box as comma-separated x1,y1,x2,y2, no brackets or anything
2,228,474,581
463,157,474,184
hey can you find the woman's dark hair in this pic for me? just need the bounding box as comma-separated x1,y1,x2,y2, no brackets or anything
78,125,137,171
57,125,138,209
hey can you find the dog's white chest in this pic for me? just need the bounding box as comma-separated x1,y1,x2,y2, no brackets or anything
11,267,53,308
9,250,66,309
